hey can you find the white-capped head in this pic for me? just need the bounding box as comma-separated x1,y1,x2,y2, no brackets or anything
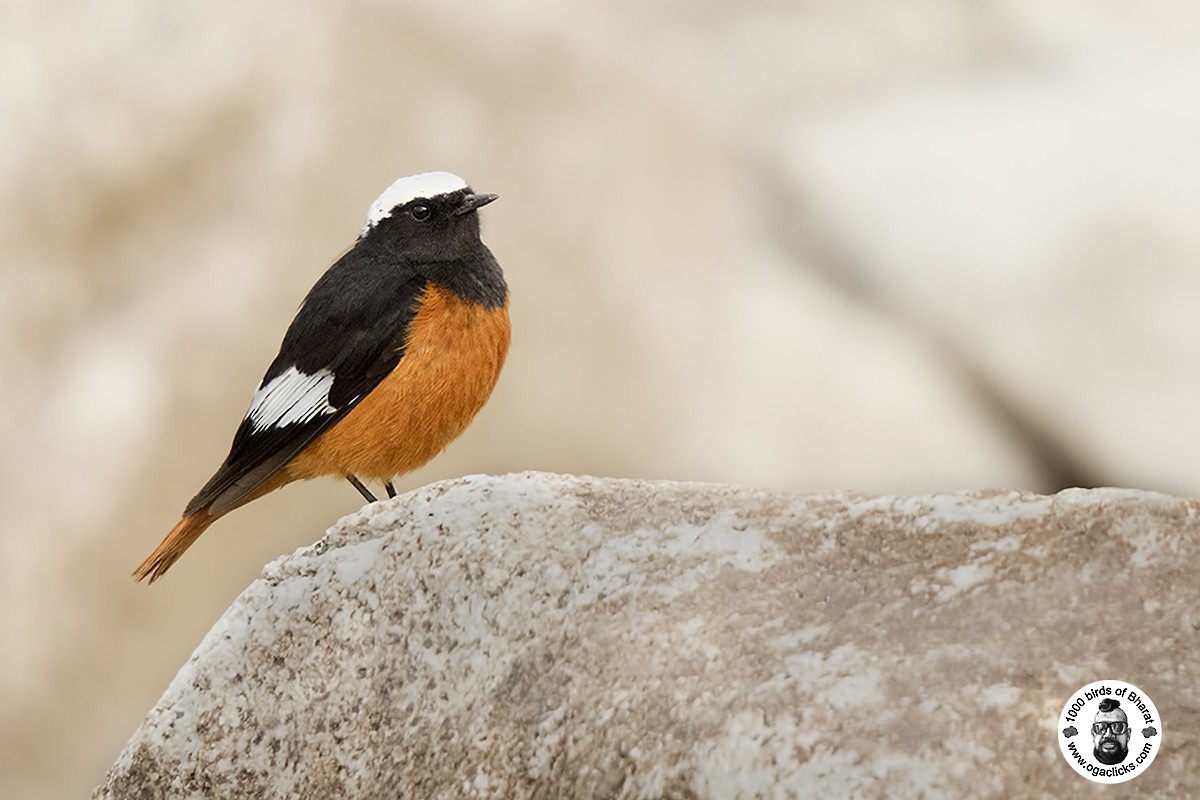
362,171,470,234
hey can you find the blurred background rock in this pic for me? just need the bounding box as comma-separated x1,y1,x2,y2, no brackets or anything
2,1,1198,797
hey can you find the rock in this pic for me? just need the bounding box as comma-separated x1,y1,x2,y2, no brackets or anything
95,472,1197,798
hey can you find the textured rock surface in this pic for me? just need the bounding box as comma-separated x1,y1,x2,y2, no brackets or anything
96,473,1197,798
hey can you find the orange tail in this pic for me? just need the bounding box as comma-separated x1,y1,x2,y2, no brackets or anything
133,512,217,583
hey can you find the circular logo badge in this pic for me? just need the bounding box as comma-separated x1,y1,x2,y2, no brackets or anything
1058,679,1162,784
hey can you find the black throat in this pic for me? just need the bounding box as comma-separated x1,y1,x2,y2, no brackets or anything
424,245,508,309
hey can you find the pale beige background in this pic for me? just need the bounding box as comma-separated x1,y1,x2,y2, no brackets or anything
3,1,1199,797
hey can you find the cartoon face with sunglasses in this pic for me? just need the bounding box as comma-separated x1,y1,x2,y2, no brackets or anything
1092,698,1130,765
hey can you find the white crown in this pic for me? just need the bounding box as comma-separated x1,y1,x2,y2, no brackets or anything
362,171,469,234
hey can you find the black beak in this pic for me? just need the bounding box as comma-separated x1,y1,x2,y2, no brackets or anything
456,192,499,215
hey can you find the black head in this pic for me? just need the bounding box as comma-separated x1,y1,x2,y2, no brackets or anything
356,171,505,307
358,171,498,262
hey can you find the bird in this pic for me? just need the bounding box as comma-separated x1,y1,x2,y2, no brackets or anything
133,171,509,583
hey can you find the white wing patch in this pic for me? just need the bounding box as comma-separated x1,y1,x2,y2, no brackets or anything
246,366,338,431
361,171,468,234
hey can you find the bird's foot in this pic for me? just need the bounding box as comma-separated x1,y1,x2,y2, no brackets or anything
347,475,378,503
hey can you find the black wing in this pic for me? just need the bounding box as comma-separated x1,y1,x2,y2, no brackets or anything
185,249,426,516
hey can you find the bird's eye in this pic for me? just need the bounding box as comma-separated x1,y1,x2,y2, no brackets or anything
409,204,431,221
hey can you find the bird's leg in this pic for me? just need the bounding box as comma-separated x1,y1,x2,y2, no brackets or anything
385,481,397,498
347,475,378,503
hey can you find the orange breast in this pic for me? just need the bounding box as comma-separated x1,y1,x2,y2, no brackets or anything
286,285,510,481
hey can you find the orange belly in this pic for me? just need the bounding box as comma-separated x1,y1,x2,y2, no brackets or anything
285,284,510,481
